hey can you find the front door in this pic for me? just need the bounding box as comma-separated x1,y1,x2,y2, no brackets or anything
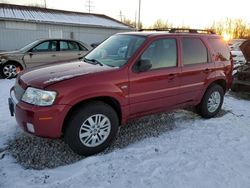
129,38,181,117
23,40,58,68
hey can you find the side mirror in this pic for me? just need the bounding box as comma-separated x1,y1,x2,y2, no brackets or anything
28,52,33,57
135,59,152,72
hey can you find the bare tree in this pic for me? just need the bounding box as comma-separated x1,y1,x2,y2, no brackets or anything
150,19,173,29
121,16,141,29
27,3,45,8
210,18,250,39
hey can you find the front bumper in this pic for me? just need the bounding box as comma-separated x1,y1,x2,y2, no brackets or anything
9,90,71,138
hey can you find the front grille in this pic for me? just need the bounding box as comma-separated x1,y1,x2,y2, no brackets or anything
13,83,25,102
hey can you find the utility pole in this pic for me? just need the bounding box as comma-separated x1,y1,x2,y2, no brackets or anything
44,0,47,8
138,0,141,30
85,0,94,13
119,10,124,22
135,12,137,28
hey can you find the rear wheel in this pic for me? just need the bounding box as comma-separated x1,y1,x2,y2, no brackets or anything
196,84,224,118
64,101,119,156
0,62,21,79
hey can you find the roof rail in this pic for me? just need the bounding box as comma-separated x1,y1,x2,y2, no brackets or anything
139,28,216,34
138,28,172,32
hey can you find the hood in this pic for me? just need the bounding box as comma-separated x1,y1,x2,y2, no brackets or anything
0,50,22,55
19,60,115,88
240,40,250,62
0,50,24,59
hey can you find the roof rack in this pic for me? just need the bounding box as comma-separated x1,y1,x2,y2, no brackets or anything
138,28,216,34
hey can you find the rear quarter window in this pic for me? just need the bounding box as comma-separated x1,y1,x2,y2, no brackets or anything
208,38,230,61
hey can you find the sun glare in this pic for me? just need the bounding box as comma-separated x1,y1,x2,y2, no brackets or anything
222,33,231,41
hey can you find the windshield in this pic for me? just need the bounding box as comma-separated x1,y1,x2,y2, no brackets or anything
84,35,146,67
19,40,41,52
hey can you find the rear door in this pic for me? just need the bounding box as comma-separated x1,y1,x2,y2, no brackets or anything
56,40,89,61
129,37,181,117
178,37,214,104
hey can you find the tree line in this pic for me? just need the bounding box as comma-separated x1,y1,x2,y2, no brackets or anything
122,18,250,39
210,18,250,39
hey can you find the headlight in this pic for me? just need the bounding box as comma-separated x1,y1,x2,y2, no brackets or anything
0,57,6,62
22,87,57,106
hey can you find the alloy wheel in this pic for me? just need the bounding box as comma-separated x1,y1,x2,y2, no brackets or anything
3,64,17,78
79,114,111,147
207,91,221,113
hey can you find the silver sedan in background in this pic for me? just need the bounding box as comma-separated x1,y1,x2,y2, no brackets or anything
0,39,91,78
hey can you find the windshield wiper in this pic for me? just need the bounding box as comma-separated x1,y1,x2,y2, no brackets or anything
84,58,104,66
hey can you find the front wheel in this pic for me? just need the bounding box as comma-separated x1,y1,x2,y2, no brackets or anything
0,62,20,79
64,101,119,156
196,84,224,118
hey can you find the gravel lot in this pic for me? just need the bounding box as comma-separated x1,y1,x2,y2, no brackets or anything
7,113,175,169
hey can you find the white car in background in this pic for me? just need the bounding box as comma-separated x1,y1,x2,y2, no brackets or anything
231,50,245,68
228,39,246,68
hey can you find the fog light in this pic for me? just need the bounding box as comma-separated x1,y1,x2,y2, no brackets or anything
26,123,35,133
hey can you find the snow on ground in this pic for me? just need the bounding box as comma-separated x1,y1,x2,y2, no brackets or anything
1,79,250,188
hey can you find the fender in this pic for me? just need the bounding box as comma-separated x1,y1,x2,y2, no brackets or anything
195,70,227,104
64,83,128,107
47,71,129,108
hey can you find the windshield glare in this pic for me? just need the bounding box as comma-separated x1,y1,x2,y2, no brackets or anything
19,40,41,52
85,35,146,67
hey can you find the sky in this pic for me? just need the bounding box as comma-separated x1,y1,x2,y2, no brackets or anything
1,0,250,28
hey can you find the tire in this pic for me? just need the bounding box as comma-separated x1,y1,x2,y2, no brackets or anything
0,62,20,79
64,101,119,156
196,84,224,118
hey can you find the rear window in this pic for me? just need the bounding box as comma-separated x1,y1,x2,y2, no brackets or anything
60,41,80,51
182,38,208,65
208,38,230,61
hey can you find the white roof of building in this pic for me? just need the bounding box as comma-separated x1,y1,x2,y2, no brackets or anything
0,3,133,30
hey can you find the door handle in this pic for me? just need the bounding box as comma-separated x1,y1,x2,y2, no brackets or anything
203,68,211,73
168,73,177,80
51,54,56,57
77,53,81,56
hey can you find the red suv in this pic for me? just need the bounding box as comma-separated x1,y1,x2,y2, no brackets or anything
9,29,233,156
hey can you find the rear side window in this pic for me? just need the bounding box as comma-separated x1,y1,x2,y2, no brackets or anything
208,38,230,61
182,38,208,65
60,41,80,51
68,41,79,51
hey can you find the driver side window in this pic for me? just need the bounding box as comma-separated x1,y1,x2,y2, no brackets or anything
141,38,177,70
32,41,57,52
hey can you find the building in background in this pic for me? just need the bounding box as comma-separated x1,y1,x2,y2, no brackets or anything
0,3,134,51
